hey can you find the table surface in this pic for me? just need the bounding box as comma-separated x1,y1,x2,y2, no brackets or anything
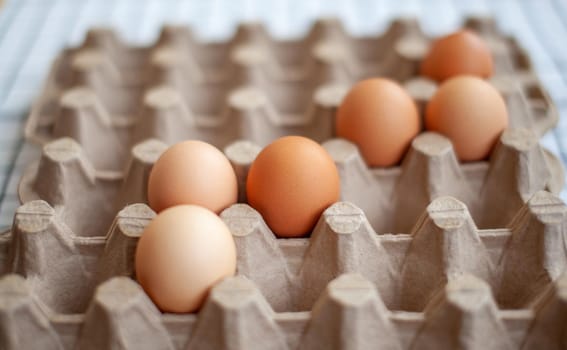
1,0,567,229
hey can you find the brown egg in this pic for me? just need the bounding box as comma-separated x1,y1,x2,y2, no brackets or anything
148,140,238,214
336,78,420,167
246,136,340,238
420,30,493,82
425,76,508,161
135,205,236,313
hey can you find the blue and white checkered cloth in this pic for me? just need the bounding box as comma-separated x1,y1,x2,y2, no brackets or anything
1,0,567,229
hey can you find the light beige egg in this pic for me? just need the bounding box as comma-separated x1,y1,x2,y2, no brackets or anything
135,205,237,313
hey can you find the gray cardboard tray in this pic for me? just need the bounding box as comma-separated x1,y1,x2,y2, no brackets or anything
1,15,565,350
0,129,565,349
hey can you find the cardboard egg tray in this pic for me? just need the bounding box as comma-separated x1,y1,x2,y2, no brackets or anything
25,16,557,172
0,15,565,349
0,129,565,349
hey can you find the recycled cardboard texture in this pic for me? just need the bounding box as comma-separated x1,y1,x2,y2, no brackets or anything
0,131,565,348
0,15,565,350
25,17,557,173
0,193,566,349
